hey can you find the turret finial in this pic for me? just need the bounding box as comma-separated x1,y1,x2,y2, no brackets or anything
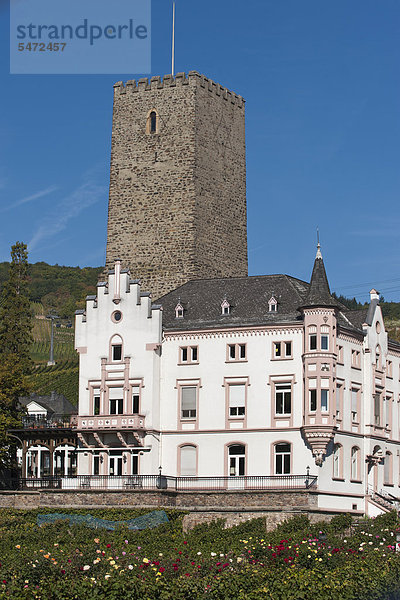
316,228,322,259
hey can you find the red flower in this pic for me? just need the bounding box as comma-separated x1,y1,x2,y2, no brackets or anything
106,544,111,548
2,580,6,584
159,567,165,573
61,570,65,575
183,541,187,545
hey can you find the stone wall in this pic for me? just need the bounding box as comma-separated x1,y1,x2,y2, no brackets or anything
0,488,343,532
105,71,248,300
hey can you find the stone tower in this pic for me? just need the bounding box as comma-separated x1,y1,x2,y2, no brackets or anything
105,71,248,299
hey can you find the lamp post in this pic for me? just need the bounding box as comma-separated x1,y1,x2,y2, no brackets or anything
46,313,60,366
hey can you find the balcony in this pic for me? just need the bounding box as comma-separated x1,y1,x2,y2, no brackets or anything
5,473,318,492
77,414,146,431
19,416,77,430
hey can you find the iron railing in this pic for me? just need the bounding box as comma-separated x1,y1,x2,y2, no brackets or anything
5,474,317,492
20,416,77,429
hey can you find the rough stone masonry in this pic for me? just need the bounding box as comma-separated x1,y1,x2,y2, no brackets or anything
105,71,248,299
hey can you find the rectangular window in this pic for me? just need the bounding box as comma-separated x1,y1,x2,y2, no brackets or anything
309,334,317,351
310,389,317,412
112,344,122,361
321,389,329,412
336,384,342,420
179,346,199,364
273,341,292,359
109,388,123,415
321,335,329,351
132,387,140,414
93,455,100,476
337,345,344,363
181,387,197,419
94,396,100,416
351,389,358,422
351,350,361,368
227,343,246,361
109,398,123,415
229,384,246,417
387,361,393,378
275,384,292,415
374,393,381,426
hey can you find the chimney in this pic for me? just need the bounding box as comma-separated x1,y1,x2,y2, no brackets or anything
370,289,379,302
113,259,121,304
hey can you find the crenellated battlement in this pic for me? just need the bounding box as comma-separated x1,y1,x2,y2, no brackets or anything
113,71,245,108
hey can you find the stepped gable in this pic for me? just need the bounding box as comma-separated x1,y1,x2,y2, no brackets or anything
159,274,309,331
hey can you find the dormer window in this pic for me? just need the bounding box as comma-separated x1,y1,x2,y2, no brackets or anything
268,296,278,312
175,300,184,319
221,298,230,315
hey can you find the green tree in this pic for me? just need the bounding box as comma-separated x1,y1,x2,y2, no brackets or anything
0,242,33,374
0,354,28,469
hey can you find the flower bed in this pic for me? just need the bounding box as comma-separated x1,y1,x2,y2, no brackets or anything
0,509,400,599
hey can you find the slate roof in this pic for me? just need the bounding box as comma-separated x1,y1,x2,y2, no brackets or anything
299,248,342,310
19,392,77,417
158,255,369,334
159,274,310,331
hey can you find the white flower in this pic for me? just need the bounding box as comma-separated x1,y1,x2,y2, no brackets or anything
211,552,216,556
220,554,224,557
83,565,90,571
197,552,202,555
128,565,134,570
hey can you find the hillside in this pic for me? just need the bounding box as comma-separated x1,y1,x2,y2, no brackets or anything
0,261,103,320
1,261,398,404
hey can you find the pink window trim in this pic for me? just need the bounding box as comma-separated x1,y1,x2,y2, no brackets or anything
223,376,250,429
176,379,201,430
177,443,199,477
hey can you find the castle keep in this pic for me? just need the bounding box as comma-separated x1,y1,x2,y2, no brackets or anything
105,71,248,299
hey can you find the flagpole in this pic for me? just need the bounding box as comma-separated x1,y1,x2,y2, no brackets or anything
172,1,176,76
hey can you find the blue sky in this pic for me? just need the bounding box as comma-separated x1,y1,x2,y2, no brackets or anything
0,0,399,302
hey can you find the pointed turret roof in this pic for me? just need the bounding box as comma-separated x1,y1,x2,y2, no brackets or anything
300,244,340,309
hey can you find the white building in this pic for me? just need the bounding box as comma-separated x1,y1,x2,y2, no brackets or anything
74,250,400,516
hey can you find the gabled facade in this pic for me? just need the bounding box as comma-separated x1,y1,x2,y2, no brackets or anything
75,260,162,477
74,251,400,516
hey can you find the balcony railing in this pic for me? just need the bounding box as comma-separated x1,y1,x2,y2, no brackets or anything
5,474,317,492
77,414,146,430
20,416,77,430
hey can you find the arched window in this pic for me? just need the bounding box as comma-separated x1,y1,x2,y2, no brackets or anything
179,445,197,477
150,111,157,133
384,451,393,485
332,443,343,479
351,446,360,481
146,109,159,134
110,335,123,362
274,442,291,475
228,444,245,477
